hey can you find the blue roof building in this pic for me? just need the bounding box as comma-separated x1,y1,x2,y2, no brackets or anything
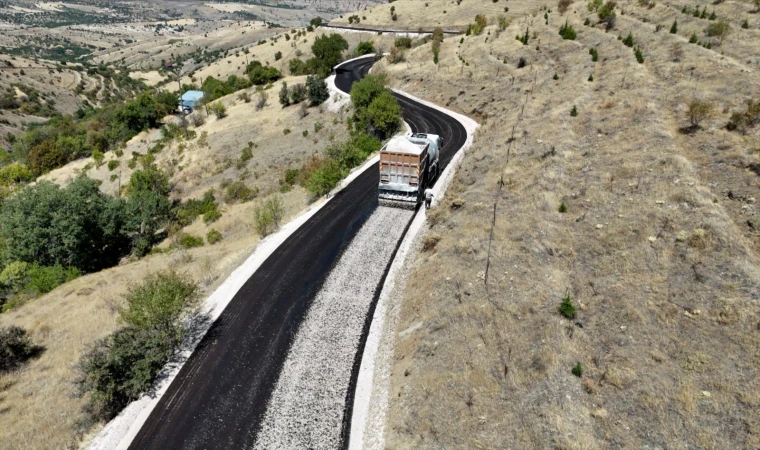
180,90,205,108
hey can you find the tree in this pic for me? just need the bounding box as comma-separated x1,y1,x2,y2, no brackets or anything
306,76,329,106
688,100,713,127
289,58,308,75
310,17,323,27
289,84,307,104
309,33,349,77
364,90,402,140
114,92,161,137
0,177,130,272
124,166,172,256
350,73,388,111
245,60,281,85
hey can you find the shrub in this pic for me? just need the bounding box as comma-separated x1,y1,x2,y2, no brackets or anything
191,114,205,127
559,202,567,213
283,128,291,135
570,105,578,116
688,100,713,127
634,46,644,63
206,229,222,244
304,157,344,197
0,163,34,186
28,140,68,176
238,91,251,103
177,233,203,248
517,27,530,44
589,47,598,61
0,326,39,373
622,31,634,47
92,150,105,167
208,101,227,118
203,207,222,224
472,14,488,35
597,1,616,21
279,81,290,107
707,20,731,43
289,83,307,104
389,46,406,64
727,99,760,134
254,195,284,237
77,271,198,421
559,21,577,39
572,362,583,377
670,19,678,34
689,32,699,43
553,73,559,80
742,19,749,29
588,73,594,81
558,0,572,14
356,41,375,55
558,294,577,318
394,37,412,48
245,60,282,85
108,160,120,171
224,181,257,204
306,75,329,106
256,91,267,110
274,51,282,61
517,57,528,68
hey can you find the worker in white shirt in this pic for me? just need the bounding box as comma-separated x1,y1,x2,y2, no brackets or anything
424,188,434,209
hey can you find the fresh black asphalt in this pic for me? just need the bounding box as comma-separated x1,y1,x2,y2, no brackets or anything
129,57,467,450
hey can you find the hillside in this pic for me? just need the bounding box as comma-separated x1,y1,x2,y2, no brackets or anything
0,22,391,449
345,0,760,448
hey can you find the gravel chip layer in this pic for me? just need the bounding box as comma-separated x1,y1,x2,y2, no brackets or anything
254,205,414,450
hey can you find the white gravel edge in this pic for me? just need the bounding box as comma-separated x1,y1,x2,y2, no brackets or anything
348,91,478,450
87,132,384,450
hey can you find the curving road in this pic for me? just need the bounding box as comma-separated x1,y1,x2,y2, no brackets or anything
128,57,466,450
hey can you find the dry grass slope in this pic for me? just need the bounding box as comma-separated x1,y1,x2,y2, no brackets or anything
377,0,760,448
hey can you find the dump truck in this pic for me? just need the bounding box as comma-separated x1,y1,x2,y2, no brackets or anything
378,133,443,209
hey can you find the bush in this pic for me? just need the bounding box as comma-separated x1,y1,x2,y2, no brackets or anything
279,81,290,107
256,91,267,110
350,74,401,139
77,271,198,421
559,21,577,39
254,195,284,237
108,160,120,171
274,51,282,61
570,105,578,116
589,47,598,61
394,37,412,48
558,294,577,318
206,229,222,244
388,46,405,63
245,60,282,85
0,163,34,186
191,114,205,127
224,181,257,204
634,46,644,63
238,91,251,103
597,1,616,21
622,32,634,47
707,20,731,43
203,207,222,224
356,41,375,55
558,0,572,14
572,362,583,377
0,326,39,372
472,14,488,35
283,128,291,135
516,27,530,44
304,157,344,197
670,19,678,34
177,233,203,249
92,150,105,167
288,58,309,76
727,99,760,134
497,14,510,30
28,140,68,176
209,101,227,118
289,83,307,104
688,100,713,127
306,75,329,106
558,202,567,213
517,56,528,68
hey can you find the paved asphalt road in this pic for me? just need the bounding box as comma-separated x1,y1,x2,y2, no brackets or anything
129,57,467,450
